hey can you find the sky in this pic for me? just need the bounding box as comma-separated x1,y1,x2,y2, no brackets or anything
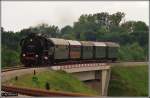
2,1,149,32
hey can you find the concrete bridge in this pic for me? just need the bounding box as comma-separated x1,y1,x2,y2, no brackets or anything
51,63,111,96
2,63,111,96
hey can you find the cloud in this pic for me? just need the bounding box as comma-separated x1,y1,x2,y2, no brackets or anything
2,1,149,32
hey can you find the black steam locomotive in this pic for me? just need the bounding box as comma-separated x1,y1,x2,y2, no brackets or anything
20,33,119,67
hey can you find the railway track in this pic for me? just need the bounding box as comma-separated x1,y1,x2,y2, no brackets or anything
1,60,110,73
2,61,147,72
111,61,148,67
2,66,28,72
2,66,50,73
1,66,33,72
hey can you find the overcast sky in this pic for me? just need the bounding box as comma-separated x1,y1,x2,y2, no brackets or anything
2,1,149,32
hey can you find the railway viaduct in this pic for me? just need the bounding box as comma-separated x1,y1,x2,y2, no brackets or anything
2,63,112,96
2,62,147,96
51,63,111,96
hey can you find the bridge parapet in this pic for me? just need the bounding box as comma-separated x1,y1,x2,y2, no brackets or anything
51,63,110,73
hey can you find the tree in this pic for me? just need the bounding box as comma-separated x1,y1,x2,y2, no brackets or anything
121,21,148,33
130,31,148,47
2,46,20,67
110,12,125,26
121,21,136,33
130,43,145,60
134,21,148,32
61,25,73,36
73,14,99,40
93,12,109,27
1,27,4,32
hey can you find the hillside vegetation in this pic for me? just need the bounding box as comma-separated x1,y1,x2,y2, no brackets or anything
4,70,98,95
4,65,148,96
108,65,148,96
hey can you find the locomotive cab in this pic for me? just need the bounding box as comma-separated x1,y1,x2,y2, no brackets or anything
44,40,55,64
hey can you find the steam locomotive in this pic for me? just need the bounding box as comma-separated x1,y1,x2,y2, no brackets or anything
20,33,119,67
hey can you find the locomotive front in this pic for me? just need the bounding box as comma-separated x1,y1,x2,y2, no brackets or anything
20,33,45,66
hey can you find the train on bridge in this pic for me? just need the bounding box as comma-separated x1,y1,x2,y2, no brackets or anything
20,33,119,67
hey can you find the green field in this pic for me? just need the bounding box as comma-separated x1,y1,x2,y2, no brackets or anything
4,70,98,95
108,65,148,96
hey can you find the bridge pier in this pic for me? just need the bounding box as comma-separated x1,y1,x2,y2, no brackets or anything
101,69,111,96
51,63,111,96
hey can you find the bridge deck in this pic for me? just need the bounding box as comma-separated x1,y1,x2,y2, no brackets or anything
51,63,110,73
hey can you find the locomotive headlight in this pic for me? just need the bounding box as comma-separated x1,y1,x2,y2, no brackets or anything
35,54,39,58
22,54,26,57
44,56,48,60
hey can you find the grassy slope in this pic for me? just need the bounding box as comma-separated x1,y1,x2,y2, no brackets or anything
5,70,97,95
108,65,148,96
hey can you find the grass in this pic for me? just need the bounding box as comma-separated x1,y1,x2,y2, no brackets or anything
108,65,148,96
4,70,98,95
4,65,148,96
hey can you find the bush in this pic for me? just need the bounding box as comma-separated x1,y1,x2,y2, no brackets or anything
1,46,20,67
118,43,146,61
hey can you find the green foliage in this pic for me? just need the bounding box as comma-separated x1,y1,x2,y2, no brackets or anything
45,82,50,90
5,70,97,95
60,25,76,40
108,65,148,96
134,21,149,32
2,32,21,52
1,46,20,67
61,25,73,35
118,43,145,61
110,12,125,26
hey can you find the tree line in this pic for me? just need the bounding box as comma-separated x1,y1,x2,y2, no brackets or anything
1,12,148,67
